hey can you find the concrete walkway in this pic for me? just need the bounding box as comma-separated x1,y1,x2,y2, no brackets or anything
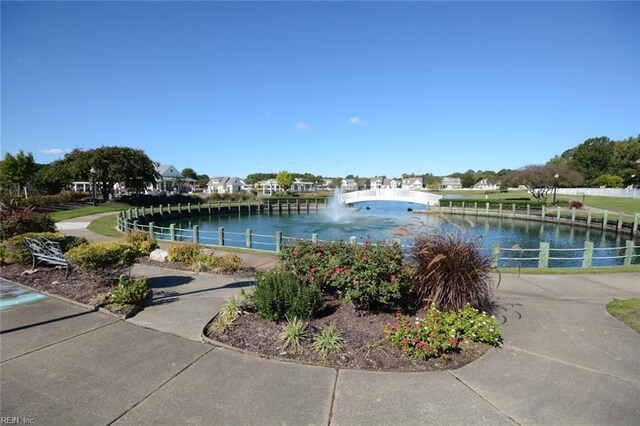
1,213,638,424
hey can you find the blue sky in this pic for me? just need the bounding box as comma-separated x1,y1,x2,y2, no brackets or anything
2,1,639,179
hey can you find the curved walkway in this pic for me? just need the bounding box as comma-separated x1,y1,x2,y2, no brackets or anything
0,215,638,424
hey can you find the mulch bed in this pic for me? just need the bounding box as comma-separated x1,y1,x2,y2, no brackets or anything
206,293,492,372
2,262,493,371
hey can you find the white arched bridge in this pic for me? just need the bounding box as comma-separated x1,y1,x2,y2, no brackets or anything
339,188,442,206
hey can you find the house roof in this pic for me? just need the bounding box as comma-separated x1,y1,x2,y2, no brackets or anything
155,165,182,178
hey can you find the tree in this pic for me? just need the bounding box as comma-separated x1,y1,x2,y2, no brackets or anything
0,150,37,198
276,170,294,192
503,163,584,204
54,147,158,201
565,137,614,184
460,170,477,188
591,174,624,188
181,168,198,180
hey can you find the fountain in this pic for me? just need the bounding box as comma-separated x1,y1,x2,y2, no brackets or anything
325,188,357,223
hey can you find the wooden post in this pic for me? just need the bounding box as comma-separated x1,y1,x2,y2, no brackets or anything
208,203,212,215
474,202,478,216
582,241,593,268
512,203,516,216
556,207,562,223
571,207,576,225
538,242,549,268
624,240,634,266
312,233,318,243
159,204,164,215
633,213,640,235
149,222,155,239
499,203,503,216
486,202,490,214
169,224,176,241
603,211,609,230
187,203,192,214
246,229,252,249
275,231,283,253
350,236,357,245
133,219,138,230
218,227,225,247
491,244,500,268
526,204,530,217
193,225,199,244
461,201,465,214
541,205,546,220
617,212,624,233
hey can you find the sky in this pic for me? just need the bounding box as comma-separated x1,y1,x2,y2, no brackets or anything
2,1,639,180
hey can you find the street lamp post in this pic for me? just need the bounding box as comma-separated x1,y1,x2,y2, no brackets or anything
90,167,96,205
553,173,559,206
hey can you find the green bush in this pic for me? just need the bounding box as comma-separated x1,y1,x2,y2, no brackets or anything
253,268,321,321
110,275,149,305
124,229,158,256
0,207,56,239
167,242,200,262
188,252,244,274
214,253,243,273
279,240,411,311
66,241,138,275
1,232,88,265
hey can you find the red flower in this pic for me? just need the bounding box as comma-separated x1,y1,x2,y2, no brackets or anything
449,339,458,345
293,248,299,257
361,256,367,262
311,267,317,273
310,275,315,281
317,252,323,258
395,312,401,318
390,275,396,282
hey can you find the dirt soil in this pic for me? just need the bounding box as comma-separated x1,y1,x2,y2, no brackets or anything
206,294,492,372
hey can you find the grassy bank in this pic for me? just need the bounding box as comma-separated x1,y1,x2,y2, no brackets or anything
51,203,130,222
87,214,123,238
606,298,640,333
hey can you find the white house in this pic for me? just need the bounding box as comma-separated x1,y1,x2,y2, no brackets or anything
441,177,462,190
370,176,385,189
402,177,424,190
257,179,282,195
206,177,243,194
152,165,187,193
472,179,499,191
384,178,401,189
341,179,358,191
291,178,315,192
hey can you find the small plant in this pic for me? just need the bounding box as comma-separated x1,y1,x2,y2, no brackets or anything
253,268,321,321
568,200,584,209
445,305,503,346
357,339,383,358
210,296,243,333
0,204,56,239
312,324,345,360
110,275,149,305
167,242,201,262
190,252,216,272
124,229,158,256
214,253,243,274
278,317,310,353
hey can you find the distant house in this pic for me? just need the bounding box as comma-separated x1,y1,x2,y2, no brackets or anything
384,178,401,189
152,165,190,193
370,176,385,189
292,178,315,192
473,179,499,191
206,177,243,194
441,177,462,190
257,179,283,196
341,179,358,191
402,177,424,190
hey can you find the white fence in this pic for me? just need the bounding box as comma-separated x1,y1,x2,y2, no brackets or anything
556,188,639,199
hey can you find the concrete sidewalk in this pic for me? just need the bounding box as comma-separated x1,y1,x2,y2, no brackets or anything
2,270,639,425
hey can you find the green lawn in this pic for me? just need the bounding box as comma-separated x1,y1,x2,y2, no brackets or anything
499,265,640,275
51,203,130,222
87,214,123,238
606,298,640,333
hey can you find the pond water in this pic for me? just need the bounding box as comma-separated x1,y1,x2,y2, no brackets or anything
161,201,638,268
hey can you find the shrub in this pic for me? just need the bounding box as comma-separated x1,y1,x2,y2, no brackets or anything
278,317,310,353
253,268,321,321
0,206,56,239
1,232,88,265
568,200,584,209
124,229,158,256
66,241,138,276
188,252,244,274
110,275,149,305
279,240,411,311
210,296,243,334
410,230,495,313
167,242,200,262
384,305,502,360
214,253,243,274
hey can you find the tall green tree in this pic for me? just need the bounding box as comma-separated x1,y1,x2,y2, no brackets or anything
276,170,294,192
0,150,37,197
181,168,198,180
564,137,615,184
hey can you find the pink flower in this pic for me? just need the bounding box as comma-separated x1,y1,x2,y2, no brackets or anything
361,256,367,262
449,339,458,345
310,275,315,281
311,267,317,273
317,252,323,258
293,248,299,257
390,275,396,282
395,312,401,318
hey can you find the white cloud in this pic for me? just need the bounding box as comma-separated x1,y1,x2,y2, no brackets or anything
296,122,312,131
39,148,64,155
349,116,369,126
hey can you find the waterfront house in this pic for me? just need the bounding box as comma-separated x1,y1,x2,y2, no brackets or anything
402,177,424,190
441,177,462,190
370,176,385,189
206,177,243,194
473,179,499,191
341,179,358,191
384,178,401,189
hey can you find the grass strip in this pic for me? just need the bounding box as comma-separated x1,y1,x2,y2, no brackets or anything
498,265,640,275
51,203,130,222
87,214,123,238
606,298,640,333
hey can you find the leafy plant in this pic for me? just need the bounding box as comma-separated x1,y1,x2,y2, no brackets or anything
210,296,243,334
214,253,243,273
124,229,158,256
167,242,201,262
567,200,584,209
445,304,503,346
110,275,149,305
253,268,321,321
279,240,410,311
311,324,345,360
1,232,88,265
0,204,56,239
410,229,495,313
278,317,310,353
66,241,138,276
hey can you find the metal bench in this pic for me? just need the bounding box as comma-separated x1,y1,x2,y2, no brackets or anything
23,237,70,278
